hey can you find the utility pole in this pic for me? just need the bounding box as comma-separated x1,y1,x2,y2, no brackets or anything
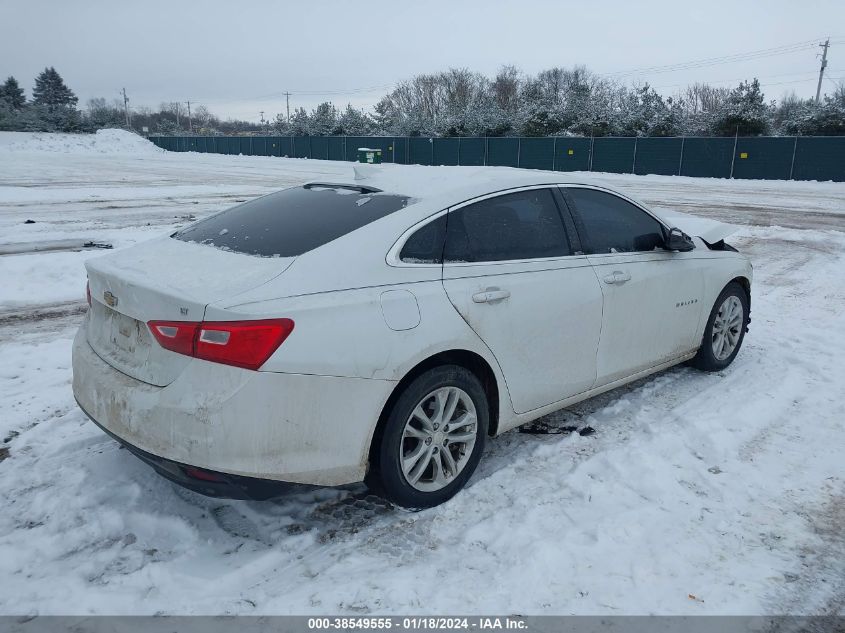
284,92,291,122
815,38,830,103
260,110,265,125
121,88,130,128
185,100,192,133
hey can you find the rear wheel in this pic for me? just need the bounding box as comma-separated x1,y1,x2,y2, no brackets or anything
370,365,488,509
690,282,749,372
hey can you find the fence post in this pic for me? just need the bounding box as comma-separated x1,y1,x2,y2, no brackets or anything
517,137,522,168
458,137,461,166
729,129,739,179
484,136,489,166
290,136,295,159
678,137,685,176
393,137,397,163
552,137,557,171
430,138,434,165
788,136,798,180
632,137,638,174
309,136,313,159
588,134,594,172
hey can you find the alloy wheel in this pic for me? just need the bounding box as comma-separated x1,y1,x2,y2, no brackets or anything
711,295,744,361
399,386,478,492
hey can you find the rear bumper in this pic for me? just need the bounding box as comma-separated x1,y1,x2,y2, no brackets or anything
77,399,303,499
72,319,396,487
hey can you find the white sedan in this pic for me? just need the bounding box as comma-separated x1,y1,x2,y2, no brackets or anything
72,169,752,508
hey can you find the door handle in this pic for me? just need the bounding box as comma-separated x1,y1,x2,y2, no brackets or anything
602,271,632,285
472,287,511,303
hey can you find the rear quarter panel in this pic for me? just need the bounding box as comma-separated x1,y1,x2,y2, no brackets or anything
210,281,516,425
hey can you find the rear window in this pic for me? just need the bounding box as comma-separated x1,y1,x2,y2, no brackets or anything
174,185,409,257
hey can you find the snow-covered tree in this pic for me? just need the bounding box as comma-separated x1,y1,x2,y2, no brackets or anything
85,97,124,129
155,118,180,136
308,102,338,136
269,111,288,135
288,107,309,135
776,85,845,136
32,67,77,111
617,84,681,137
710,79,770,136
0,76,26,110
490,65,521,114
336,104,374,135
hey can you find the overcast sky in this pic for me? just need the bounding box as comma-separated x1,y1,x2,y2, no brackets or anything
2,0,843,122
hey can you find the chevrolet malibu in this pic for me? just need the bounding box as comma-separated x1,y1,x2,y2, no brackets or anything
73,170,752,508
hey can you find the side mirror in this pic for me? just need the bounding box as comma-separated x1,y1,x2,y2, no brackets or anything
664,227,695,252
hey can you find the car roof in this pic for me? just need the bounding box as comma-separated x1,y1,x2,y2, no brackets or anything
304,165,600,212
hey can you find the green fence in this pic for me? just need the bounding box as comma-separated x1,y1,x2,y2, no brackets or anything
148,135,845,182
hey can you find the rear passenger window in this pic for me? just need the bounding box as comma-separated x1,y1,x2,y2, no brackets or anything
400,215,447,263
444,189,570,263
565,188,665,254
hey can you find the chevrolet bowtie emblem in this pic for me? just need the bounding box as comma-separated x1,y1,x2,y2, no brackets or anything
103,290,118,307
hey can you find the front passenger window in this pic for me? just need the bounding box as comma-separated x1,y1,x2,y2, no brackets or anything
565,188,665,254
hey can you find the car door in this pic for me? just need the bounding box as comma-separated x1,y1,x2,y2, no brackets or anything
561,186,706,386
440,186,604,414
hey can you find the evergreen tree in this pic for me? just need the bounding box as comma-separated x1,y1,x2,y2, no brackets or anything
288,107,310,135
336,104,374,135
710,79,770,136
619,85,680,137
272,112,291,135
0,76,26,109
777,86,845,136
32,67,78,112
308,102,338,136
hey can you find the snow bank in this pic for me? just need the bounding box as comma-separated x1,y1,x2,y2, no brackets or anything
0,129,164,155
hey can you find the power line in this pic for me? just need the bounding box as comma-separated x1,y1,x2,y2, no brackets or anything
195,83,396,105
604,37,831,79
650,70,821,91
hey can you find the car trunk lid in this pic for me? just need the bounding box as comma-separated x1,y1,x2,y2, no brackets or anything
85,236,294,386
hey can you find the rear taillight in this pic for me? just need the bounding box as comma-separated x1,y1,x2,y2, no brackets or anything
194,320,295,370
147,319,294,371
86,281,91,307
148,321,199,356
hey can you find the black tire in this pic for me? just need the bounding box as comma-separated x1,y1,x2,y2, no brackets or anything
689,281,750,372
369,365,489,509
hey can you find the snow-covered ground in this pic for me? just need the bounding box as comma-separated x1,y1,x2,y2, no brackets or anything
0,131,843,616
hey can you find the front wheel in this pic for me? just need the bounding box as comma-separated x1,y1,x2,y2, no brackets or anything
370,365,488,509
690,281,749,372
